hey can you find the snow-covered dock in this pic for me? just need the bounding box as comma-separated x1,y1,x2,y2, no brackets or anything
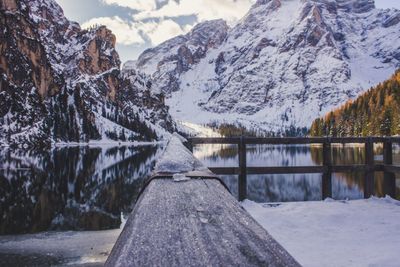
105,134,300,266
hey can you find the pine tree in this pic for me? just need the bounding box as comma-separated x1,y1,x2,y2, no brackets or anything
310,70,400,137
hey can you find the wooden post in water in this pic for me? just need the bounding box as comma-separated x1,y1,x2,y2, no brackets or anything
187,139,194,153
238,136,247,201
383,141,396,198
364,138,375,198
322,141,332,199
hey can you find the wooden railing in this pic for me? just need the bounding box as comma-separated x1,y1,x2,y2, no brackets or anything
189,137,400,201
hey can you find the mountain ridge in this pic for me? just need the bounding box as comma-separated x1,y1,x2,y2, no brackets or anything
0,0,176,148
127,0,400,134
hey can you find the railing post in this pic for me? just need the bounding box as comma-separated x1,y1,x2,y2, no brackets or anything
188,139,194,153
238,136,247,201
364,138,375,198
322,140,332,199
383,140,396,198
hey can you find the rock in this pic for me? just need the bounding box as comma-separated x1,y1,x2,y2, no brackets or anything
0,0,176,148
129,0,400,134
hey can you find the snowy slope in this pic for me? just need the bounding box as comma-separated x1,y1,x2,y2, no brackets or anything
130,0,400,134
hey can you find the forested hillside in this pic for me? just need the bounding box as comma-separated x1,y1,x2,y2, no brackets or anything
310,70,400,137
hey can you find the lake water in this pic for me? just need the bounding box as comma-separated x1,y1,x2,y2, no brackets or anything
0,143,399,265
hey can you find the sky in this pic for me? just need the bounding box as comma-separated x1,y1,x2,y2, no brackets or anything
56,0,400,63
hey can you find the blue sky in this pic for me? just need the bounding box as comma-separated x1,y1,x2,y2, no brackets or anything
56,0,400,63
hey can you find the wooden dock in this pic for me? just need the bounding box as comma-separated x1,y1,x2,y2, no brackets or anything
106,135,301,266
190,136,400,201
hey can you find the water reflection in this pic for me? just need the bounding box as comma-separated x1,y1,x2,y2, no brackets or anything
0,145,163,235
1,143,399,236
194,144,400,203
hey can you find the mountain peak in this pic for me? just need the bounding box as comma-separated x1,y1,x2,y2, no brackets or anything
131,0,399,133
0,0,175,147
133,18,229,94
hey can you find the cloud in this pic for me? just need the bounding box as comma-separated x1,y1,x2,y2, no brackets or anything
101,0,156,11
133,0,255,25
101,0,255,25
83,0,256,60
139,19,190,45
82,16,145,45
82,16,191,46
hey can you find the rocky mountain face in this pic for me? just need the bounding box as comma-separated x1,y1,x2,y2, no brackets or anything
0,0,175,148
130,19,229,95
130,0,400,134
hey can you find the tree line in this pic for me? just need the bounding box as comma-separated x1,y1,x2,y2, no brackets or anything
310,70,400,137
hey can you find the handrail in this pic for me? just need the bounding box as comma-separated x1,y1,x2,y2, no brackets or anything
190,136,400,145
189,137,398,201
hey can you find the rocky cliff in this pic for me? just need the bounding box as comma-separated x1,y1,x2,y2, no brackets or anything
0,0,175,148
129,0,400,135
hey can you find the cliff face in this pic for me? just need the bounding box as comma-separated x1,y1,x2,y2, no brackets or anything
130,19,230,95
0,0,175,148
131,0,400,134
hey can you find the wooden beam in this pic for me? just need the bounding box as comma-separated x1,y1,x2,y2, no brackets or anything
190,136,395,145
106,178,301,266
246,166,326,174
211,165,386,175
209,167,240,175
364,139,375,198
322,142,332,199
331,165,383,172
384,165,400,173
383,141,396,198
238,137,247,201
244,137,326,144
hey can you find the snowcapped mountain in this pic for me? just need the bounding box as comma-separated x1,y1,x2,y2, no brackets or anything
128,0,400,134
0,0,175,148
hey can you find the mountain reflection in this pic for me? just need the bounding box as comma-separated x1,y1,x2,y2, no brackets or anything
0,145,162,235
194,144,400,203
1,143,399,235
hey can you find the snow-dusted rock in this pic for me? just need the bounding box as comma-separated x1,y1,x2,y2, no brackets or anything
129,0,400,134
0,0,176,147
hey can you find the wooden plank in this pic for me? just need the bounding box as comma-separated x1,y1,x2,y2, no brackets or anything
209,167,240,175
364,139,375,198
247,166,326,174
331,165,384,172
383,141,396,198
244,137,326,144
211,165,384,175
388,137,400,143
322,142,332,199
105,178,300,267
190,136,389,145
384,165,400,173
238,137,247,201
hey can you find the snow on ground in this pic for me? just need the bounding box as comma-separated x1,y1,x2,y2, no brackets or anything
242,197,400,267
